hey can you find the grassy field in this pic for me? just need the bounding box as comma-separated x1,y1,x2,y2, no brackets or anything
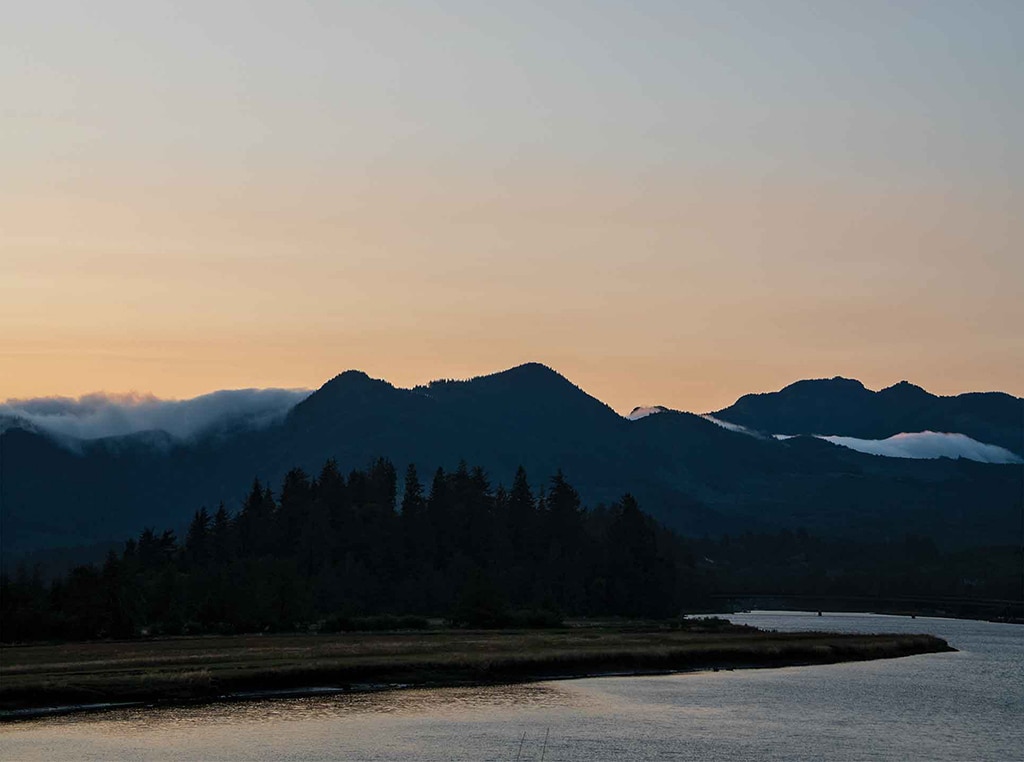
0,624,953,715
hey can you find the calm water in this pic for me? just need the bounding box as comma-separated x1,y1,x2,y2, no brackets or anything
2,612,1021,761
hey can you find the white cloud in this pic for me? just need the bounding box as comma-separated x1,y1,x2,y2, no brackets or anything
627,408,767,439
699,414,764,438
818,431,1022,464
1,388,311,442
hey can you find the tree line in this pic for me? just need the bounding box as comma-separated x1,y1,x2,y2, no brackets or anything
692,530,1023,619
1,459,708,641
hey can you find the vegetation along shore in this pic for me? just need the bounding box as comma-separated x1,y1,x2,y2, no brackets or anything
0,458,961,720
0,622,952,717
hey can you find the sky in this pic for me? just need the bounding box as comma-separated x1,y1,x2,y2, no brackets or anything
3,0,1022,414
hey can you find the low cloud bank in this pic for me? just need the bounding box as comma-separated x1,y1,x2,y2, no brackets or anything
700,415,763,438
628,409,767,439
819,431,1022,464
1,388,311,442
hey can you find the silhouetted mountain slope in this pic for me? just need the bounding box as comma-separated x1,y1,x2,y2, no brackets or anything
714,377,1024,456
2,365,1020,558
1,427,177,552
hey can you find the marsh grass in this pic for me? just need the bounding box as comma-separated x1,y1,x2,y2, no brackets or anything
0,627,952,715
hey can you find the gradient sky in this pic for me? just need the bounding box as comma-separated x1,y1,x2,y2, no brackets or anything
3,1,1022,414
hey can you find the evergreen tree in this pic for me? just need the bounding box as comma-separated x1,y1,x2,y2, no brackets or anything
278,468,312,555
426,466,449,567
236,478,266,556
543,470,586,611
1,459,711,641
507,466,537,562
211,503,233,565
185,507,211,567
546,469,582,554
400,463,427,567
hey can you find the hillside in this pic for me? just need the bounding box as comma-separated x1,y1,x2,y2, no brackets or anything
2,364,1020,556
714,377,1024,456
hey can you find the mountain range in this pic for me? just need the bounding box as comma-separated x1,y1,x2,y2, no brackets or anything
2,364,1021,557
714,376,1023,456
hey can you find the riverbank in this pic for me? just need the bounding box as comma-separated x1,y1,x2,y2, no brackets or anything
717,597,1024,624
0,625,953,718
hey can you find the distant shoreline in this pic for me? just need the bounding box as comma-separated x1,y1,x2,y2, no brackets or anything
0,626,953,720
725,606,1024,626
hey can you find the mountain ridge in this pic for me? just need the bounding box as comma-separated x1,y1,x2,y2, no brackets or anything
2,364,1020,558
712,376,1022,455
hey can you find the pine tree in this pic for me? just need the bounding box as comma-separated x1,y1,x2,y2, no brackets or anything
278,467,312,555
212,503,233,564
186,507,211,566
508,466,537,561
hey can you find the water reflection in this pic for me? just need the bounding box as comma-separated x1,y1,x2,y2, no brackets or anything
30,681,589,735
2,614,1021,761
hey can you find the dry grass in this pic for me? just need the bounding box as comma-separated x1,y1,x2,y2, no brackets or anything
0,627,952,715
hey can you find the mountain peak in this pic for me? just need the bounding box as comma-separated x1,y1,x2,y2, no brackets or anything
318,369,393,392
412,362,619,427
291,370,398,418
328,369,372,383
713,374,1022,456
779,376,867,394
627,405,670,421
419,362,571,393
494,362,566,381
880,380,930,398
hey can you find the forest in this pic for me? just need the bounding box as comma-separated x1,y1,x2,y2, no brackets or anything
1,459,708,641
4,456,1020,643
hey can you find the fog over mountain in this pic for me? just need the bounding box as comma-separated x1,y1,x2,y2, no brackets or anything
626,393,1019,464
698,415,763,438
815,432,1023,464
0,388,311,442
636,407,1019,463
2,363,1021,556
633,410,765,439
712,376,1023,459
7,374,1019,466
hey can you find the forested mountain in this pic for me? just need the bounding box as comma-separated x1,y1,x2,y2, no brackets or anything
2,364,1021,558
713,377,1024,456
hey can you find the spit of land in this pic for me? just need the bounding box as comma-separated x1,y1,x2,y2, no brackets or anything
0,624,952,717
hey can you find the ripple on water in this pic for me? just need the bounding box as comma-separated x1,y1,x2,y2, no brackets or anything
2,613,1021,761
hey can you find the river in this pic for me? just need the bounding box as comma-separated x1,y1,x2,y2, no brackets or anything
1,612,1021,761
